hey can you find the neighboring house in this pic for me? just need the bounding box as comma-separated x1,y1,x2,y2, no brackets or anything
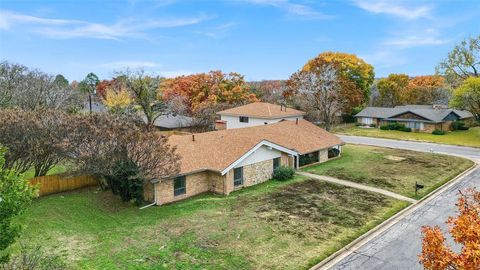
142,114,193,131
216,102,306,129
355,105,474,132
144,120,343,205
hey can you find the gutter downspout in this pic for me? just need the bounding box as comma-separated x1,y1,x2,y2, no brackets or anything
139,182,157,210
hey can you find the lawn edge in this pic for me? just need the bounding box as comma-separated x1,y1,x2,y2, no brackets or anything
308,161,478,270
334,132,480,149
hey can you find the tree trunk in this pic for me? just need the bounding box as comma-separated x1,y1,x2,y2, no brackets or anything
88,94,92,114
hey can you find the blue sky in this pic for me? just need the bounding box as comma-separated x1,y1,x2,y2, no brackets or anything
0,0,479,81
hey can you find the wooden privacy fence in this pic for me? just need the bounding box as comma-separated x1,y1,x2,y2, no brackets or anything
30,174,99,196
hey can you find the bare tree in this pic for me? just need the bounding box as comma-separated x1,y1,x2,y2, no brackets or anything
0,61,82,111
65,113,179,182
0,109,70,177
0,61,27,107
289,62,353,130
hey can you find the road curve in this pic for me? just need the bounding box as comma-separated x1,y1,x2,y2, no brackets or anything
325,135,480,270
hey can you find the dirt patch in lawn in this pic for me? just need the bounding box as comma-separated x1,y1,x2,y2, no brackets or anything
255,179,389,240
385,155,406,161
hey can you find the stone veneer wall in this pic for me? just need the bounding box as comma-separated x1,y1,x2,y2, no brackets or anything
319,149,329,162
242,159,274,187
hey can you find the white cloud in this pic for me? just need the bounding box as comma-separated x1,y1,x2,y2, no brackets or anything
0,9,211,40
360,50,408,69
352,0,433,20
243,0,332,19
385,35,448,48
195,22,237,38
384,29,449,48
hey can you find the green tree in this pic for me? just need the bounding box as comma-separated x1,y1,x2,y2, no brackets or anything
79,72,100,113
376,74,410,107
436,35,479,86
53,74,69,88
117,70,168,130
303,52,375,103
0,145,37,263
450,77,480,123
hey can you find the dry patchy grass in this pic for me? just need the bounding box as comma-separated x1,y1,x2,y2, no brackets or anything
16,177,407,269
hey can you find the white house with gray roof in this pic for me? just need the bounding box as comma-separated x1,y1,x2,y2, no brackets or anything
355,105,473,132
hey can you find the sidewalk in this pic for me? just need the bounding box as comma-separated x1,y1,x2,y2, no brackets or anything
297,171,417,203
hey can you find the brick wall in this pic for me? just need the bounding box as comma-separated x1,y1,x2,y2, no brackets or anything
281,152,294,167
423,123,441,132
154,171,210,205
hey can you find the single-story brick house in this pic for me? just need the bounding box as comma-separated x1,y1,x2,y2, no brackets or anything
215,102,306,130
355,105,474,132
145,120,343,205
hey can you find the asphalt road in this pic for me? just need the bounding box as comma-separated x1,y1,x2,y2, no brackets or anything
328,135,480,270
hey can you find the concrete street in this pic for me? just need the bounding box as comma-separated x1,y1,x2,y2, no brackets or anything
326,135,480,270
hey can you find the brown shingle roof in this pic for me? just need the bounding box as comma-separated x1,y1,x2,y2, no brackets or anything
168,120,343,175
217,102,306,118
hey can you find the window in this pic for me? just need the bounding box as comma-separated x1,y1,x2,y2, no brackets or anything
239,116,249,123
406,122,424,130
173,176,186,196
273,157,281,171
233,167,243,187
362,117,373,125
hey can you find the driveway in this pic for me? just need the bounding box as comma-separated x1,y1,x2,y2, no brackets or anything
323,135,480,270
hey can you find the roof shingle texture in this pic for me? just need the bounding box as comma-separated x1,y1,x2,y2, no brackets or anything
217,102,306,118
168,120,342,175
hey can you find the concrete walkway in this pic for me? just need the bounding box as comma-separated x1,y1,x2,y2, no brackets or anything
297,171,417,204
319,136,480,270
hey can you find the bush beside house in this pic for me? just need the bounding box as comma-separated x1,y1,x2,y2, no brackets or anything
273,166,295,181
380,122,411,132
432,129,446,135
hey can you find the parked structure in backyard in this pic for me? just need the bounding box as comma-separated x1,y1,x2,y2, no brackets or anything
145,120,343,205
215,102,305,130
355,105,474,132
142,114,193,131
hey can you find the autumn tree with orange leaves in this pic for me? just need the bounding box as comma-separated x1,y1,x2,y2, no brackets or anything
419,188,480,270
405,75,450,105
162,70,257,113
302,52,375,105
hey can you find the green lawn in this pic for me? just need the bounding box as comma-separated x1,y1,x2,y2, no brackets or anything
15,176,408,270
302,145,473,199
333,125,480,148
23,163,72,179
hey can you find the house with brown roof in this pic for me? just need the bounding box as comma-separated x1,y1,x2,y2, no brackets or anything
216,102,306,130
144,120,343,205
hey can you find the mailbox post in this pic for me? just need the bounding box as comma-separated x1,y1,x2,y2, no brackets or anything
415,181,424,196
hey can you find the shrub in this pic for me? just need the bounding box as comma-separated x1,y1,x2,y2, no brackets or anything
380,124,389,130
399,126,412,132
369,123,376,128
273,166,295,181
1,243,66,270
355,122,362,126
432,129,446,135
451,121,469,131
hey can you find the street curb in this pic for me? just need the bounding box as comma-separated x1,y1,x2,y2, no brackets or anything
333,132,480,149
309,161,478,270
